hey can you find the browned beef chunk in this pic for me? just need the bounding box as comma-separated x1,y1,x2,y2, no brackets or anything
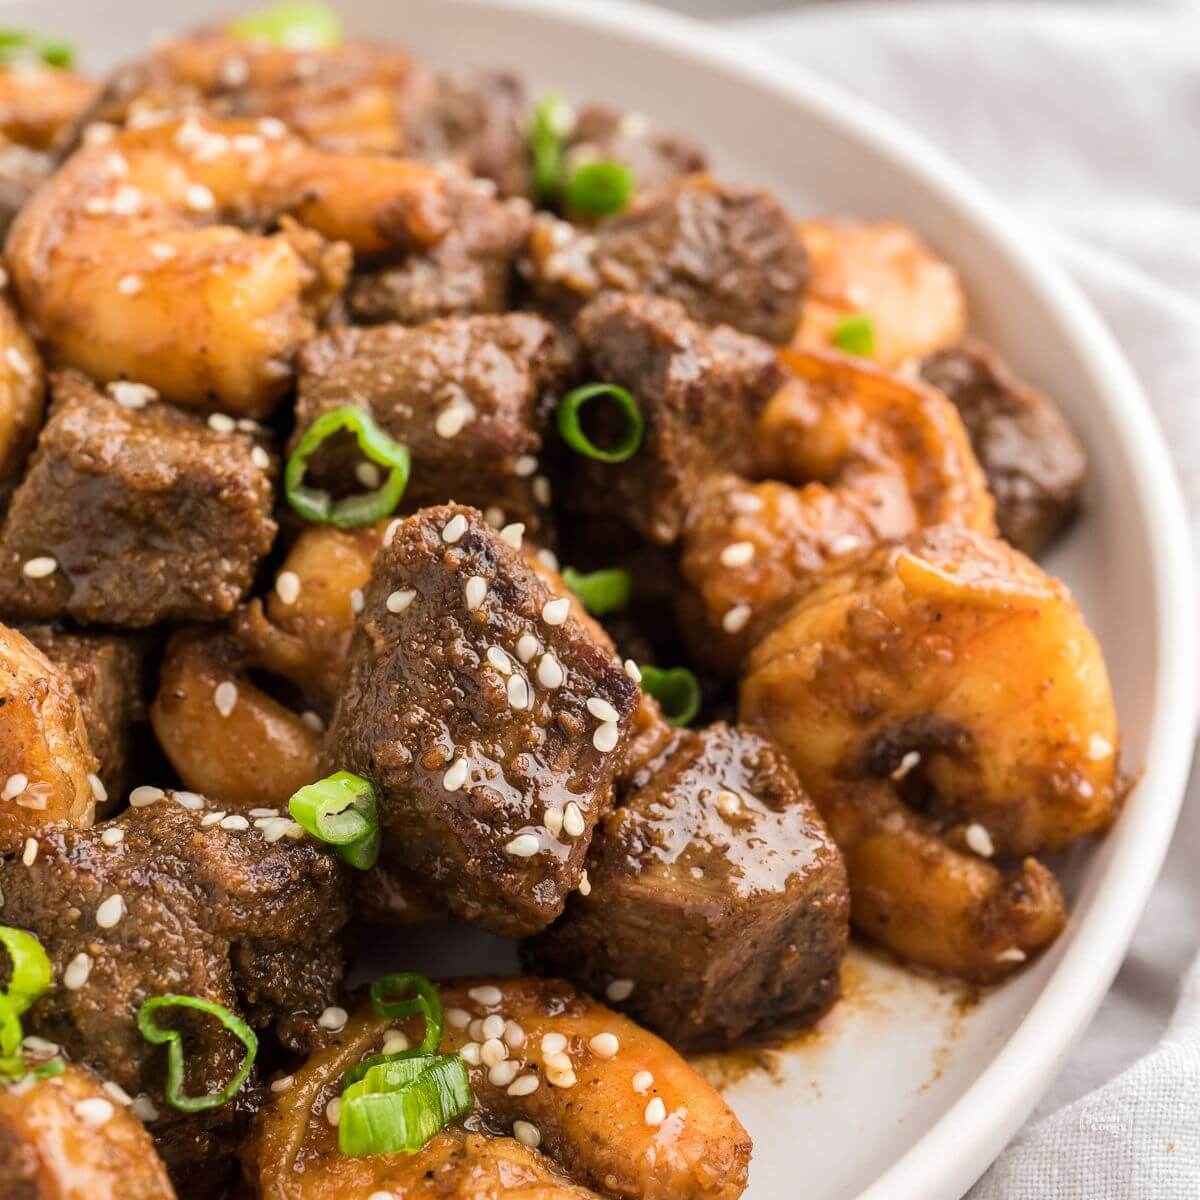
346,178,533,325
528,175,808,344
570,293,784,544
920,341,1086,555
19,624,148,811
323,504,639,936
294,315,572,536
565,104,708,196
0,371,277,627
0,799,348,1192
525,722,849,1049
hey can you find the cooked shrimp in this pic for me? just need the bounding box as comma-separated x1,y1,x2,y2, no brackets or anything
0,294,44,507
251,978,751,1200
7,113,449,414
0,620,96,854
0,63,98,150
150,626,319,811
794,218,967,366
679,349,993,673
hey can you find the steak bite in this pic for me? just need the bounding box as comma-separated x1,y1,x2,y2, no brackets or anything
323,504,640,936
525,722,850,1050
0,371,277,627
528,174,808,344
293,315,572,536
0,620,96,854
570,293,785,544
920,341,1087,555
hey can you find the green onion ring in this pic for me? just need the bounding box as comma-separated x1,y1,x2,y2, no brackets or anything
288,771,381,871
227,1,341,49
557,383,644,464
0,996,21,1058
0,927,51,1016
0,31,76,68
528,92,572,204
561,566,633,616
368,973,442,1054
285,406,410,529
566,160,635,218
639,665,702,727
830,313,876,358
137,995,258,1113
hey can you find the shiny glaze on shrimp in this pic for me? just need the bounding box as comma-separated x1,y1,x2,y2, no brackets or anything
0,294,44,509
0,64,98,151
7,113,449,414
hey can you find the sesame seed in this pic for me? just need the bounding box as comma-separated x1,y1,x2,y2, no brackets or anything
442,514,467,543
717,791,741,817
487,646,513,675
543,806,563,837
542,598,570,626
548,1068,577,1088
891,751,921,780
131,1095,159,1122
384,517,403,547
720,541,756,568
606,978,634,1002
21,556,57,579
184,182,216,212
489,1060,520,1087
1088,734,1113,760
103,1081,133,1106
96,895,126,929
831,534,862,556
22,1036,58,1056
443,758,469,792
219,814,249,831
537,548,560,572
503,1020,525,1048
579,870,591,896
100,827,124,847
324,1097,341,1126
300,710,325,733
632,1070,653,1094
480,1038,507,1068
508,1073,539,1096
150,243,176,260
645,1097,666,1126
249,808,278,819
537,653,564,689
318,1005,348,1032
540,1031,566,1054
2,346,27,382
381,1031,410,1055
350,588,364,614
505,833,539,857
2,774,27,800
499,522,525,550
469,1018,486,1041
465,576,488,610
513,1119,541,1148
589,1032,619,1059
532,475,552,506
87,773,107,805
729,491,764,514
258,117,288,138
483,506,506,529
270,1075,294,1094
587,697,619,723
722,604,752,634
517,634,540,662
129,785,164,808
996,947,1027,964
74,1097,114,1128
109,185,144,215
117,274,143,295
544,1051,572,1072
482,1014,505,1040
965,823,995,857
514,454,537,478
251,446,271,470
201,811,225,827
624,659,642,683
435,404,470,439
445,1006,471,1030
563,802,585,838
356,462,380,488
275,571,301,604
207,412,236,433
21,837,37,866
386,588,416,614
212,681,238,718
469,984,503,1007
109,381,157,409
368,1192,394,1200
593,722,619,753
506,675,530,710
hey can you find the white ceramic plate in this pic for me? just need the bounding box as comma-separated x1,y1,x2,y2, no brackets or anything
6,0,1196,1195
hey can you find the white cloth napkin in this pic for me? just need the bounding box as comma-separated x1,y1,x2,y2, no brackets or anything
719,2,1200,1194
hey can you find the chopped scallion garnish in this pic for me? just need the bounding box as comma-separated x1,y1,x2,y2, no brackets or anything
369,973,443,1053
0,31,75,69
228,1,341,49
285,406,410,529
0,927,51,1016
562,566,632,616
566,160,635,218
288,771,381,870
528,92,572,204
137,995,258,1113
557,383,644,464
639,665,701,726
831,313,876,358
0,996,21,1058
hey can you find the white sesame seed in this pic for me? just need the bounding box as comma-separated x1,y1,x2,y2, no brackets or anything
1088,734,1113,761
325,1096,341,1126
248,807,278,819
514,454,537,478
513,1119,541,1148
109,185,144,215
831,534,862,556
717,791,741,817
729,492,764,515
219,814,249,831
593,722,619,753
548,1068,577,1088
469,1018,486,1042
720,541,756,568
108,381,157,409
386,588,416,614
965,823,995,858
442,514,468,543
117,274,143,295
540,1031,566,1054
624,659,642,683
480,1037,507,1068
2,773,27,801
445,1006,471,1030
318,1005,348,1032
544,1050,572,1072
21,557,57,579
129,785,164,808
356,462,380,489
275,571,301,605
537,548,560,572
381,1031,410,1055
435,404,470,439
207,412,236,433
483,506,506,529
578,869,591,896
131,1095,159,1122
563,802,585,838
459,1041,482,1065
368,1192,393,1200
84,121,116,146
488,1059,520,1087
587,697,619,723
74,1097,114,1128
482,1014,506,1040
96,895,126,929
542,597,570,626
505,833,539,857
487,646,513,675
102,1081,132,1106
443,758,469,792
517,634,540,663
606,978,634,1002
589,1032,619,1059
537,653,564,689
543,806,563,837
300,710,325,734
270,1075,294,1094
503,1020,525,1049
251,446,271,470
184,182,216,212
350,588,364,614
645,1097,666,1126
21,837,37,866
465,576,488,610
258,117,288,138
384,517,403,547
632,1070,653,1094
499,522,525,550
200,811,225,827
722,604,752,634
4,350,29,382
87,773,108,805
469,985,503,1007
891,751,921,781
996,947,1027,964
532,475,552,506
261,817,301,843
508,1073,539,1096
100,827,124,847
214,681,238,717
150,243,177,261
21,1036,58,1056
507,675,530,710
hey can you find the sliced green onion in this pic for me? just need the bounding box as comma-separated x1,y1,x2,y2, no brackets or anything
0,996,20,1058
0,927,51,1016
0,31,76,68
557,383,643,464
566,161,635,218
529,92,572,204
288,771,381,870
137,995,258,1113
228,1,341,49
286,406,409,529
370,973,442,1053
0,1054,64,1080
639,665,701,727
831,314,876,358
561,566,632,616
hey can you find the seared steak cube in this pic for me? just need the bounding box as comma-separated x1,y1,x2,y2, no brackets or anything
323,504,640,936
20,623,148,811
528,174,808,344
0,371,277,626
921,341,1086,555
294,315,572,535
571,293,784,543
525,722,849,1049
